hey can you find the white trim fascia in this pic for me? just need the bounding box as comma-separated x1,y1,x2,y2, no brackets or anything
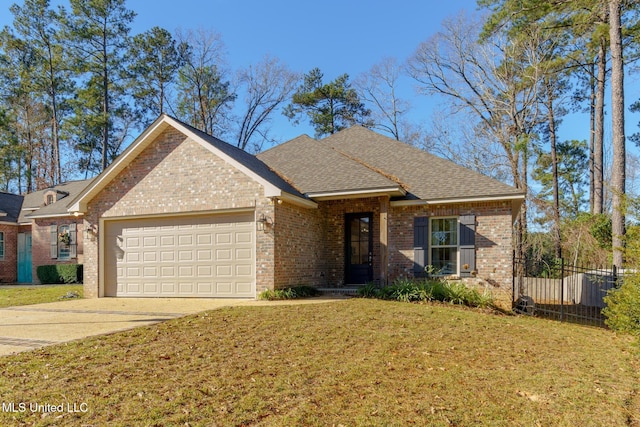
0,221,18,226
390,193,525,207
277,192,318,209
307,186,406,201
26,212,84,220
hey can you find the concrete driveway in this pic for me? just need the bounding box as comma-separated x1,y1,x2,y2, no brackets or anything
0,295,349,356
0,297,256,356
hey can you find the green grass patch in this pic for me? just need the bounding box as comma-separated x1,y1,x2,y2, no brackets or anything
258,285,320,300
0,285,83,308
0,299,637,426
358,278,494,308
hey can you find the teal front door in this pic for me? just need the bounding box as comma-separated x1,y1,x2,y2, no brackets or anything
17,233,32,283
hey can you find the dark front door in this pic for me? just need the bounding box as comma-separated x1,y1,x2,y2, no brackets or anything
346,213,373,284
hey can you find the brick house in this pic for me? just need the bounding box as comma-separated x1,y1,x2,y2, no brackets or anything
67,114,524,306
0,180,90,284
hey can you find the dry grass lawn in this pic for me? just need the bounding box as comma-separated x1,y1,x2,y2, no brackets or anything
0,298,638,426
0,285,83,308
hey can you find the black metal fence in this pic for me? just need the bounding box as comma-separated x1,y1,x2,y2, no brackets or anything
512,256,623,327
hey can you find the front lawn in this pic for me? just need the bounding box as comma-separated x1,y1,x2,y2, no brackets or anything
0,284,83,308
0,299,637,426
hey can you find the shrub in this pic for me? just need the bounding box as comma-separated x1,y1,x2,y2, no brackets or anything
36,264,83,284
359,278,494,308
258,285,320,300
603,274,640,336
356,283,381,298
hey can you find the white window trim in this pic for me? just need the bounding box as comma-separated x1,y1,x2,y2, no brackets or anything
0,231,4,260
429,216,460,276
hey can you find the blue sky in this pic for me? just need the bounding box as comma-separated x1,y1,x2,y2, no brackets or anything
130,0,484,143
0,0,638,157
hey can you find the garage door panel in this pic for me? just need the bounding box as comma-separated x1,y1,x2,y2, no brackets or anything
105,213,255,297
197,234,212,245
235,231,252,244
236,248,252,260
197,250,212,261
160,236,174,246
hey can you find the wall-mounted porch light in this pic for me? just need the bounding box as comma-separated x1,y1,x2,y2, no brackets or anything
84,224,98,241
256,213,274,232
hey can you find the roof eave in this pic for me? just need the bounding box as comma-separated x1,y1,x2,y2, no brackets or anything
307,186,406,201
26,212,83,220
390,193,525,207
391,194,524,224
277,192,318,209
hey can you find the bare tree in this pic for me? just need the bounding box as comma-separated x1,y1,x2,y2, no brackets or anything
235,55,298,152
425,110,511,182
407,12,542,257
355,57,410,140
174,28,235,137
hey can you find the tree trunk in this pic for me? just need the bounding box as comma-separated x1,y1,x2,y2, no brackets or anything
609,0,626,268
589,61,595,214
102,34,109,172
593,37,606,215
546,82,561,258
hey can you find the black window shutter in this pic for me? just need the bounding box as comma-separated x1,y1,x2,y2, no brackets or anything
413,217,429,277
459,215,476,277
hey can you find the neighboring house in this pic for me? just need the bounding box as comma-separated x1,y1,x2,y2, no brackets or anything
68,114,524,306
0,181,90,284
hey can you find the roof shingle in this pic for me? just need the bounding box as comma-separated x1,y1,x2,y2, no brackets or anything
260,126,522,201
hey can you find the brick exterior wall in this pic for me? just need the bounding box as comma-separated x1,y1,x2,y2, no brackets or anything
388,201,514,308
273,201,325,288
83,128,272,297
0,224,18,283
31,218,84,284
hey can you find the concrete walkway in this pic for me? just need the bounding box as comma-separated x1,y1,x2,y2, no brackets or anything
0,296,348,356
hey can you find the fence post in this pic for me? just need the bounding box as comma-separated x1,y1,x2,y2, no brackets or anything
560,258,564,323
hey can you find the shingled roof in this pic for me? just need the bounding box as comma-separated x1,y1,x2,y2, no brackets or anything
259,126,523,203
0,192,23,223
21,179,94,222
256,134,404,197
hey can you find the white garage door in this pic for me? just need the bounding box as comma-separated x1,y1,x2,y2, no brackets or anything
104,213,255,297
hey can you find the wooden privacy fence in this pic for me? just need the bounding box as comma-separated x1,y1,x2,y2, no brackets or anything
512,256,624,327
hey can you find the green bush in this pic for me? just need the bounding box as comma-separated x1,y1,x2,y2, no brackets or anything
36,264,83,284
258,285,320,300
358,278,494,308
603,274,640,336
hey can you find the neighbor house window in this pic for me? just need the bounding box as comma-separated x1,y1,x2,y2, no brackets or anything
430,218,458,275
58,225,70,260
50,224,77,260
0,232,4,260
